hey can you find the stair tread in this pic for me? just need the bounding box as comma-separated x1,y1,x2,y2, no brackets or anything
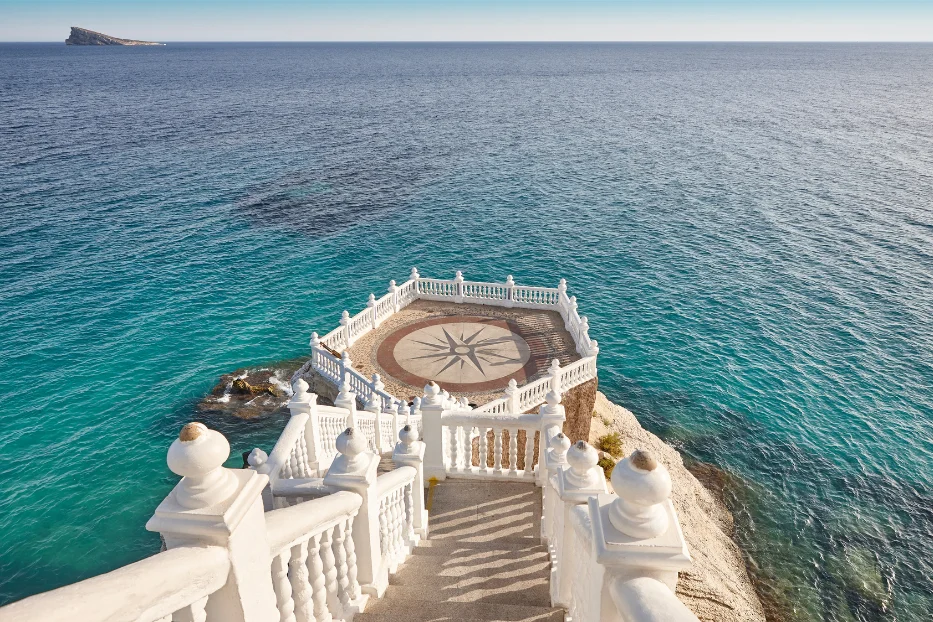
359,598,564,621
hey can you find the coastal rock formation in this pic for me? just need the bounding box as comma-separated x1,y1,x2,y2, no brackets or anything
590,392,767,622
65,27,162,46
198,360,307,420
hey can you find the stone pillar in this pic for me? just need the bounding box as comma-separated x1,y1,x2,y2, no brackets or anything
334,371,358,429
587,450,692,591
540,429,570,540
453,270,464,303
504,274,515,308
410,267,420,295
552,440,608,608
419,382,446,481
340,310,352,346
323,428,386,597
388,279,399,312
367,293,377,328
147,423,279,622
392,425,429,539
537,387,566,487
504,378,521,413
289,378,320,475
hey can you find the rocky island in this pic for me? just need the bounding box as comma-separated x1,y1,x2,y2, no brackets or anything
65,27,163,46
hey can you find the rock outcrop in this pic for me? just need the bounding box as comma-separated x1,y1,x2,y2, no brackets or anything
65,27,162,46
590,392,767,622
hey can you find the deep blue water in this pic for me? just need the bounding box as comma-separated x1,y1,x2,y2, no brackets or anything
1,42,932,620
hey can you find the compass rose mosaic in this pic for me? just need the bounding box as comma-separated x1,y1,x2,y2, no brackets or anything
376,316,535,392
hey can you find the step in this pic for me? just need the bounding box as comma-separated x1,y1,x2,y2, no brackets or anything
414,537,545,551
357,598,564,622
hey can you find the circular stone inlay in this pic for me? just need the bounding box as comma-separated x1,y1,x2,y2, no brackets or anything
376,316,535,392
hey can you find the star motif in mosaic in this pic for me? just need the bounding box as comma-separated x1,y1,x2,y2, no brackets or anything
392,321,531,385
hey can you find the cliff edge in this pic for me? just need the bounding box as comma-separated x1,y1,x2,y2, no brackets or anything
65,27,162,46
590,392,767,622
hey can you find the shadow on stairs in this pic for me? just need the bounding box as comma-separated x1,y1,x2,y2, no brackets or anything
357,479,565,622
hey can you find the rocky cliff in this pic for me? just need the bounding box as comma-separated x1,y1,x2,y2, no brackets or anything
65,27,162,46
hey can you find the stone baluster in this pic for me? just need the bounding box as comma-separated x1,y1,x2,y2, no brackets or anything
332,521,350,611
320,528,340,614
388,279,398,312
308,534,330,622
550,440,608,607
367,293,377,329
322,428,387,597
523,428,535,477
478,426,489,472
146,423,279,622
454,270,464,303
393,424,428,538
448,424,460,471
289,540,315,622
270,546,295,622
505,274,515,307
493,428,503,473
343,515,361,602
419,382,446,481
340,310,352,346
508,428,519,475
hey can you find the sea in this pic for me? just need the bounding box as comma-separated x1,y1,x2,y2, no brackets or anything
0,42,931,621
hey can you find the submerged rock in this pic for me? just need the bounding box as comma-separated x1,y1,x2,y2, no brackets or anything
65,27,163,46
197,359,305,420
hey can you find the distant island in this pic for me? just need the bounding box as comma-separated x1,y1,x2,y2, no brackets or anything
65,27,163,46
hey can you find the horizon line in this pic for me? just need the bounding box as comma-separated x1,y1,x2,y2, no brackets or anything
4,39,933,44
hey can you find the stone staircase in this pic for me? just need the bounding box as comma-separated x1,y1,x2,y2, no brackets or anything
357,480,565,622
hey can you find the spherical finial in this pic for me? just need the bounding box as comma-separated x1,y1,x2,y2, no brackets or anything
558,278,567,293
388,279,397,290
167,423,238,509
294,377,309,395
454,270,464,282
549,432,571,463
398,424,418,450
179,422,206,442
341,310,350,323
506,275,514,285
608,450,672,539
507,378,518,391
310,332,320,346
410,267,420,279
565,440,601,489
336,427,369,469
397,400,408,415
545,388,561,406
367,293,376,306
247,447,268,468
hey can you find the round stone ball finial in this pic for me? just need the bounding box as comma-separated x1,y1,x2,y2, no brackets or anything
549,432,571,462
398,424,419,451
545,389,561,406
410,267,420,280
565,440,601,489
341,310,350,324
336,427,369,470
608,449,672,539
454,270,464,282
247,447,268,469
367,293,376,306
506,275,515,286
310,332,321,347
167,423,238,510
558,278,567,293
293,377,310,396
388,279,397,290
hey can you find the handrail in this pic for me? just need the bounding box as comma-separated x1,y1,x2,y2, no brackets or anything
262,413,310,481
376,465,417,498
265,490,363,555
441,410,541,428
0,546,229,622
609,577,700,622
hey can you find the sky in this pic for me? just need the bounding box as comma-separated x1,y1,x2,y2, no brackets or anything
2,0,933,42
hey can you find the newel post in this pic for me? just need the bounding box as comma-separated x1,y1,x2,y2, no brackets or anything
410,267,420,296
552,440,608,608
505,274,515,308
587,450,691,591
504,378,521,413
335,369,359,429
388,279,399,312
367,293,377,329
537,384,566,487
340,310,352,346
289,378,321,476
393,425,429,538
420,382,446,481
453,270,464,303
147,423,279,622
323,428,386,597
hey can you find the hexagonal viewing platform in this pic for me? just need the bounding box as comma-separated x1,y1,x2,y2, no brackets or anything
295,270,600,442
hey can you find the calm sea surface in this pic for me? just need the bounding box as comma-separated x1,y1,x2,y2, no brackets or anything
1,42,932,620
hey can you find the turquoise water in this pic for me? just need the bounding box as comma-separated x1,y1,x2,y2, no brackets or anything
1,43,932,620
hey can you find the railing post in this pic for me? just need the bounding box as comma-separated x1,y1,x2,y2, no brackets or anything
420,382,446,481
537,386,566,487
504,274,515,308
367,293,377,329
549,358,563,402
585,450,693,611
388,279,398,312
340,310,352,346
504,378,521,413
566,295,578,332
393,425,429,539
147,423,279,622
323,428,386,597
289,378,321,476
552,440,607,608
410,267,420,296
541,431,570,539
366,374,386,453
453,270,464,303
335,371,358,429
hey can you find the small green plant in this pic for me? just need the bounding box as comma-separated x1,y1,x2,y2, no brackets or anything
592,409,599,418
597,456,616,480
596,432,624,457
